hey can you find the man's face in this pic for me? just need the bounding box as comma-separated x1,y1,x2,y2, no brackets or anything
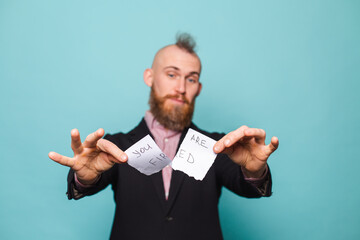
144,45,202,131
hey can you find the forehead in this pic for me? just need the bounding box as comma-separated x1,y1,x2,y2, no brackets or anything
154,45,201,73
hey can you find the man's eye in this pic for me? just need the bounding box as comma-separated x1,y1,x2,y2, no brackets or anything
187,78,196,83
168,74,175,78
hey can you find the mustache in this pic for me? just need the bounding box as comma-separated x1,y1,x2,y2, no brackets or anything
163,94,190,104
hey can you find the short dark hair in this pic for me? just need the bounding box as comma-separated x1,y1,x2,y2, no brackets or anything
175,32,196,54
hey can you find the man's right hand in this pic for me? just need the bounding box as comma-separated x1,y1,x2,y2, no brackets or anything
49,128,127,185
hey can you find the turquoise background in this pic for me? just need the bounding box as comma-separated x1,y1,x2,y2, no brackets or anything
1,0,359,239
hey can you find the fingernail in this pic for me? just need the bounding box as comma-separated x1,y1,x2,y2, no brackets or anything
121,154,127,161
224,139,230,146
214,146,219,152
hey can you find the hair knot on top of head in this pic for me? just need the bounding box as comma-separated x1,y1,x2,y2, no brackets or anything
175,32,197,54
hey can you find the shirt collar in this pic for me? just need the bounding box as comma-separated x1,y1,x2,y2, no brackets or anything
144,110,181,137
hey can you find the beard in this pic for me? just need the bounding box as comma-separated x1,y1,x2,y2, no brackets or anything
149,88,195,131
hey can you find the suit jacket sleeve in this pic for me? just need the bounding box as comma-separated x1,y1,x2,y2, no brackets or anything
214,153,272,197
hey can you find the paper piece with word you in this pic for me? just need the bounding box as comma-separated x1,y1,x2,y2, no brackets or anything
125,135,172,175
171,128,217,180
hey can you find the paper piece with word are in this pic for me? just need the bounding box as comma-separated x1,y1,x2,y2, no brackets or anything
171,128,217,180
125,135,172,175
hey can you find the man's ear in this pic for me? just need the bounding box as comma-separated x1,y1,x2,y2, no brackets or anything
196,82,202,97
143,68,153,87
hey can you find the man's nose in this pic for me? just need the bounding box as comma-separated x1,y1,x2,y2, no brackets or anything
175,78,186,94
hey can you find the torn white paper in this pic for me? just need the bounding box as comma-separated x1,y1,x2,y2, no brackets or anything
172,128,217,180
125,135,172,175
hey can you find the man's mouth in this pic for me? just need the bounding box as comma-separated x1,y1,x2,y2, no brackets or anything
170,97,186,104
163,94,189,105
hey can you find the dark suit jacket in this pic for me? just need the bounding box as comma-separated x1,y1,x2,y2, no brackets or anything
66,119,272,240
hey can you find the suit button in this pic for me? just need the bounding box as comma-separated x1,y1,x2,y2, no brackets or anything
166,216,173,221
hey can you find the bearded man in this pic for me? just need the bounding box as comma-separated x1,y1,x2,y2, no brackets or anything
49,33,279,240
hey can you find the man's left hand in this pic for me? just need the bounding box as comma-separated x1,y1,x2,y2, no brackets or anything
213,126,279,178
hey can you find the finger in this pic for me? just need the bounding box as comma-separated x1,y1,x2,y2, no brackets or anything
213,133,232,153
71,129,83,154
238,135,252,143
265,136,279,155
48,151,75,168
96,139,128,163
83,128,105,148
213,125,249,153
107,155,124,164
244,128,266,144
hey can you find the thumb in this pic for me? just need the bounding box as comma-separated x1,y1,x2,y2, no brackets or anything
265,136,279,155
97,139,128,163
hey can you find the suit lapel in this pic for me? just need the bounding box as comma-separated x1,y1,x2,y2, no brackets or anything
128,119,167,211
149,171,167,212
128,120,197,214
164,127,190,214
165,170,185,214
